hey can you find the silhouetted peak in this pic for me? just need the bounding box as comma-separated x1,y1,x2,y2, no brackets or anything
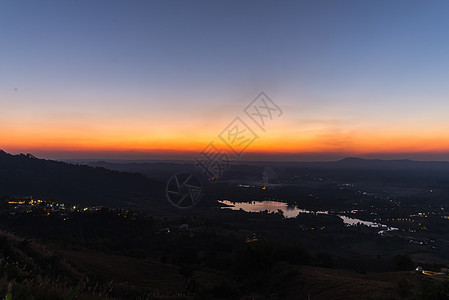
0,150,164,207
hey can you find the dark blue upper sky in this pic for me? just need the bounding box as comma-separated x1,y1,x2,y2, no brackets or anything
3,1,448,91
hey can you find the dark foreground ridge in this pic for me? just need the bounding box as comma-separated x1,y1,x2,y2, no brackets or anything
0,150,165,208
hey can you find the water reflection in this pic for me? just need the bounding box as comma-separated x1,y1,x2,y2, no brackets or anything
218,200,398,232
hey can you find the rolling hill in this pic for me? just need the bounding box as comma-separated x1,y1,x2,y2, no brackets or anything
0,151,165,208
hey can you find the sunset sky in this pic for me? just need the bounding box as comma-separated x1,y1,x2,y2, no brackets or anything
1,1,449,161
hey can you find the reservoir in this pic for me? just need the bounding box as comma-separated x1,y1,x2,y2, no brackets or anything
218,200,398,233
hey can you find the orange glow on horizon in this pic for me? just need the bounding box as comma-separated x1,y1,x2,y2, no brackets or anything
4,127,449,159
3,111,449,159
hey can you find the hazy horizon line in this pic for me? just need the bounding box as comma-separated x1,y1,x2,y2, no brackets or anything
3,148,449,163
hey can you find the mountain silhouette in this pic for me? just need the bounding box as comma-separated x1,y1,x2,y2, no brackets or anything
333,157,449,170
0,150,165,207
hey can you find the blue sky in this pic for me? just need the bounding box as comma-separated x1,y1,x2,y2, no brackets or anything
1,1,449,160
